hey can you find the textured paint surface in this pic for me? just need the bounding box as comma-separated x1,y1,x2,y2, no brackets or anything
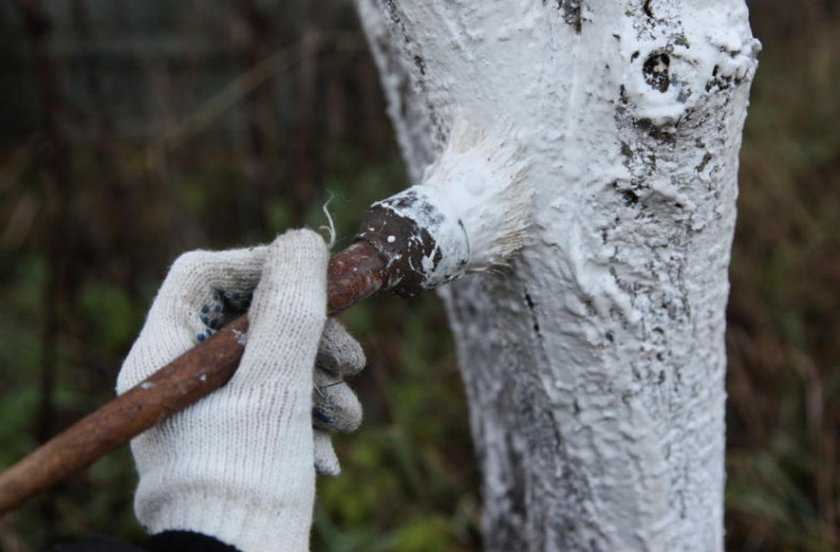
356,1,759,550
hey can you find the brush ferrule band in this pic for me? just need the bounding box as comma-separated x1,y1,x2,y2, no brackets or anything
357,187,469,297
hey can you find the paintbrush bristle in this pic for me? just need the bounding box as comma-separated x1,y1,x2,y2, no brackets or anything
420,120,532,273
357,120,532,296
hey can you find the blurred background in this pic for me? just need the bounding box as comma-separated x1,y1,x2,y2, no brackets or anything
0,0,836,550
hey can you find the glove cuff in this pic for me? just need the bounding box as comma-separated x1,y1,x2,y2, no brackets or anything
140,486,313,552
131,390,316,552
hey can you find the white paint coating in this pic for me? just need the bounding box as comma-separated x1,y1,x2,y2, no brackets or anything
356,1,759,550
232,329,248,347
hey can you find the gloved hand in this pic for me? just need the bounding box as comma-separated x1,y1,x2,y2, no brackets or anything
116,229,365,552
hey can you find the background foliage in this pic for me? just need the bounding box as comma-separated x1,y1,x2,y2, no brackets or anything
0,1,837,550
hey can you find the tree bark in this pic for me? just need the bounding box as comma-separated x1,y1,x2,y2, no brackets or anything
354,1,760,550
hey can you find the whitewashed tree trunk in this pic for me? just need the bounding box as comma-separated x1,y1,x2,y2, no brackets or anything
354,1,760,550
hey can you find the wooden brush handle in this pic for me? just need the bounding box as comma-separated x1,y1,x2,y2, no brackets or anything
0,240,388,516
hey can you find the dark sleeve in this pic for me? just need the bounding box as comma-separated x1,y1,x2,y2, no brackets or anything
50,531,241,552
144,531,241,551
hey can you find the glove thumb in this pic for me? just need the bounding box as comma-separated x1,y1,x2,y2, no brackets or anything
233,229,329,388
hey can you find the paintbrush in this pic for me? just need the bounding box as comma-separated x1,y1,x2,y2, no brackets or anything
0,123,530,515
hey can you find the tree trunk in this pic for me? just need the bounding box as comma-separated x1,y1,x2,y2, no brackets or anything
354,1,760,550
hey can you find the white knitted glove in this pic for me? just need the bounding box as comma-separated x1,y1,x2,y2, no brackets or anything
116,229,365,552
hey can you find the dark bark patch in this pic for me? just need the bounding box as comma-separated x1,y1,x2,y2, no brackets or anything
524,292,542,335
706,64,741,92
634,117,677,143
413,54,426,76
544,0,582,33
674,33,690,48
619,84,629,105
643,52,671,92
383,0,401,25
622,189,640,206
643,0,655,19
695,152,713,173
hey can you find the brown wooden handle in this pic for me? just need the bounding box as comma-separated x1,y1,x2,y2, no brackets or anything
0,240,388,516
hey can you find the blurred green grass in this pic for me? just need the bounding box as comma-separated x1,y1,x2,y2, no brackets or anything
724,12,840,550
0,2,838,551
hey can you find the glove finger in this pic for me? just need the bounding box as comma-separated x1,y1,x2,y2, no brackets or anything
236,229,328,388
316,319,366,377
117,245,268,393
156,246,268,339
312,368,362,433
313,430,341,476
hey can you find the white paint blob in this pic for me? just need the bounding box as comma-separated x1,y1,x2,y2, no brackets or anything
232,329,248,347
